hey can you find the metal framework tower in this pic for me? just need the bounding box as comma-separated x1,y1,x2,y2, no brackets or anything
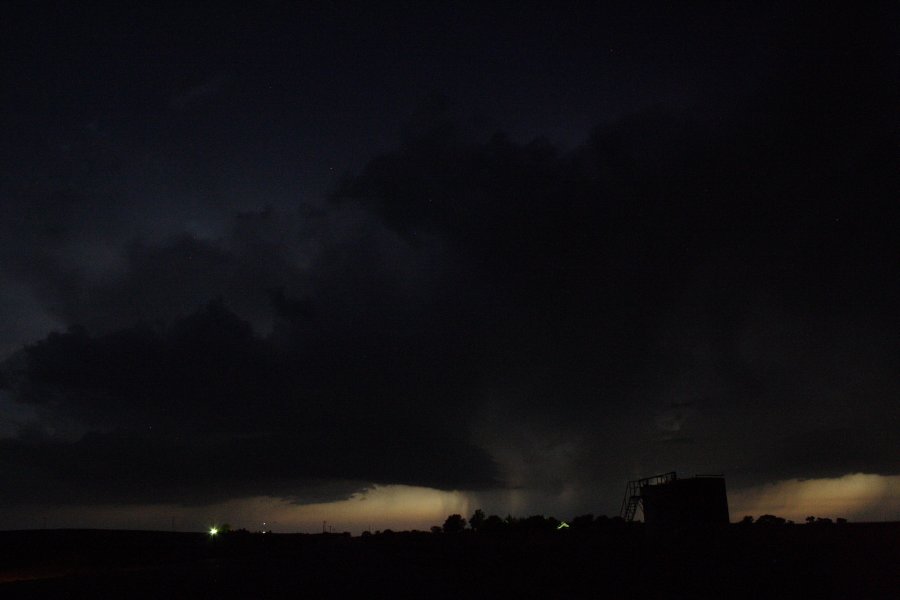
619,471,677,521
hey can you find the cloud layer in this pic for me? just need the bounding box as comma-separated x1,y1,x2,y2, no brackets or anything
1,5,897,519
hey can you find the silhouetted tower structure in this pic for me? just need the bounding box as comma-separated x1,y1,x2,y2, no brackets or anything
620,472,729,528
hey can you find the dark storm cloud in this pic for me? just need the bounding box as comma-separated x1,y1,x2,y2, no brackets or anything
1,292,498,506
0,170,508,505
169,73,230,111
1,3,897,515
328,6,898,501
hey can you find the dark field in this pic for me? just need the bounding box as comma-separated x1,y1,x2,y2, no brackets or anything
2,524,897,599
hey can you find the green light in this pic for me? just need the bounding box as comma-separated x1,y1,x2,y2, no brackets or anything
209,527,218,536
556,522,569,530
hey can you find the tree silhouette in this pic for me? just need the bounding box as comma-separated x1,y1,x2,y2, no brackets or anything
480,514,505,533
469,509,486,531
755,514,787,527
443,514,467,533
571,514,595,531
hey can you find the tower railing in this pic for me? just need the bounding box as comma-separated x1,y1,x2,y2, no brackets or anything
620,471,677,521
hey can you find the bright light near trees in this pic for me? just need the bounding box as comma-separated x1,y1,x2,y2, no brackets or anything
209,527,218,536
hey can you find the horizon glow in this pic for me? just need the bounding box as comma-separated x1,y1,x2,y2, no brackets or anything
2,473,898,533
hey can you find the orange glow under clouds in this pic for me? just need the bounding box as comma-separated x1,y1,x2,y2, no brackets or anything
729,473,900,522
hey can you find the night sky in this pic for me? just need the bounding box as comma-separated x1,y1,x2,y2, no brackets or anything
1,3,897,532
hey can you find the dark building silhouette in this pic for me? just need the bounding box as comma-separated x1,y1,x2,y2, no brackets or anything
621,472,729,528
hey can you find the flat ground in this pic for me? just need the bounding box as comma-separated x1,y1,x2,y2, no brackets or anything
1,523,897,598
